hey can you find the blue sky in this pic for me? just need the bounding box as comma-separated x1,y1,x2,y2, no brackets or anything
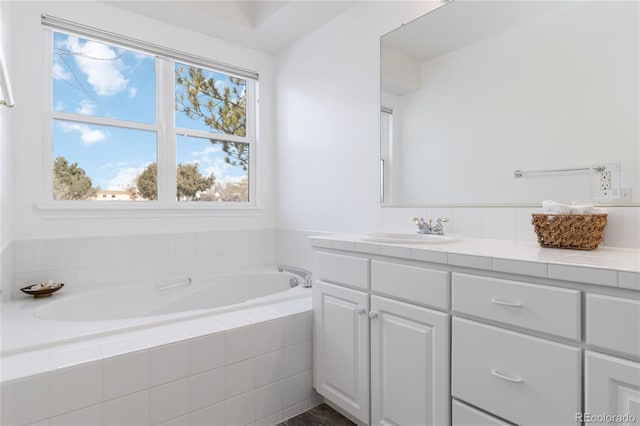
52,32,247,192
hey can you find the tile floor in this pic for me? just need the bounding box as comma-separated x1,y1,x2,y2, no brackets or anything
279,403,355,425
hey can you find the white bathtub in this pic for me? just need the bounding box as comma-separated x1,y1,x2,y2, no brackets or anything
1,267,310,355
1,267,316,426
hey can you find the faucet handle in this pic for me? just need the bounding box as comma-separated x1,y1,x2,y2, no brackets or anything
436,217,449,223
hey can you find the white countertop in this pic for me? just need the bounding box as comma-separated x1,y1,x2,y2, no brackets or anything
310,235,640,291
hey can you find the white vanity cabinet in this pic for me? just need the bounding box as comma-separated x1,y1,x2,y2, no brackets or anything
312,238,640,426
313,251,450,425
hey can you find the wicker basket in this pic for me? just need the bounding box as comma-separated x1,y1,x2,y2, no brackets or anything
531,213,607,250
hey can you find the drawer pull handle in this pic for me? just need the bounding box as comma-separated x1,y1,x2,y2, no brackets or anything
356,307,366,315
491,298,523,308
491,369,523,383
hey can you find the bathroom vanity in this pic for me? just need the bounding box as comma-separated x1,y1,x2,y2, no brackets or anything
311,235,640,426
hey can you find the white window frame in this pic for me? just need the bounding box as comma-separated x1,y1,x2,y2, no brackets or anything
39,17,260,218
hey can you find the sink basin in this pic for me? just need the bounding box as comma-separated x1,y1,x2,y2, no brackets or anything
361,232,462,244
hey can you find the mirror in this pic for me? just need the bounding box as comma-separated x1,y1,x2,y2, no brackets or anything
380,1,639,206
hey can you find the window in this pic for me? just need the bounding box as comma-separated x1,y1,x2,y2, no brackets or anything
44,18,257,208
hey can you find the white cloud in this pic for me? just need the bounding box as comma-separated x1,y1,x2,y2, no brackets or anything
52,62,72,81
58,121,108,145
105,166,146,190
61,36,129,96
128,87,138,99
76,100,96,115
203,157,245,184
214,80,228,92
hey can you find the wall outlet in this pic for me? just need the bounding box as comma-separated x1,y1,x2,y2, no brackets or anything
599,170,611,191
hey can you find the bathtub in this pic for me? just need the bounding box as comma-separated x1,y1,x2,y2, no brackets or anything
1,267,317,426
1,267,310,355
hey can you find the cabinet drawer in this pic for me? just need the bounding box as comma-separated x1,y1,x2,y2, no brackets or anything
372,260,449,310
452,400,510,426
452,273,581,340
452,318,581,426
315,252,369,289
586,294,640,358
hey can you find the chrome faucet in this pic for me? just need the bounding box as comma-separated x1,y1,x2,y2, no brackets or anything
412,217,449,235
277,265,313,288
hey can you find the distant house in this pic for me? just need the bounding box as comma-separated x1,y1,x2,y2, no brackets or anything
91,189,135,201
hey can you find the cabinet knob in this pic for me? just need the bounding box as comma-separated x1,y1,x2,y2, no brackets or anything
368,311,378,319
357,307,366,315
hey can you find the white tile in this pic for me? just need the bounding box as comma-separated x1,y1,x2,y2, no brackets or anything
43,268,78,295
189,332,225,374
380,245,411,259
283,312,312,347
603,207,640,248
25,419,50,426
283,370,312,408
50,404,103,426
308,391,324,408
149,378,189,425
354,242,381,255
255,350,284,388
283,401,308,421
0,374,50,426
158,414,189,426
411,247,448,264
255,319,284,355
332,240,355,251
214,312,254,330
190,402,225,426
104,238,130,266
225,325,256,364
149,341,190,387
129,236,155,264
224,391,255,426
516,207,539,242
139,325,189,347
481,208,517,240
105,263,132,286
98,333,148,358
548,264,618,287
103,351,149,400
282,341,312,378
379,207,407,232
174,258,196,277
45,242,78,270
225,358,256,398
0,349,50,382
50,361,103,417
451,208,483,238
195,233,216,257
14,244,46,273
256,410,283,426
242,307,282,323
255,381,284,420
50,341,103,369
152,235,175,261
152,259,177,282
174,234,196,260
190,367,225,411
103,390,150,426
620,271,640,290
73,241,106,269
448,253,492,270
267,303,309,317
492,258,548,278
76,266,107,292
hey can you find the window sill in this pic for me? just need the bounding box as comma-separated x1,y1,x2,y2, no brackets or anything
36,202,264,219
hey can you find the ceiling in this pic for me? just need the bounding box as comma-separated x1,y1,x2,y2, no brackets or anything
381,0,576,62
103,0,356,54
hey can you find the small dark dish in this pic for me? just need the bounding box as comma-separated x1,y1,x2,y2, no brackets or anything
21,283,64,298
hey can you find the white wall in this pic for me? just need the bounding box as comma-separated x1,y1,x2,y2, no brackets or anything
6,1,276,241
0,0,13,250
275,1,440,235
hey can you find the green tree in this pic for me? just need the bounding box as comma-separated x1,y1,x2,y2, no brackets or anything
135,162,215,201
53,156,97,200
175,66,248,170
136,162,157,200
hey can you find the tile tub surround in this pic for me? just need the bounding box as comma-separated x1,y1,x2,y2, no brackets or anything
310,235,640,289
1,300,319,426
4,229,275,300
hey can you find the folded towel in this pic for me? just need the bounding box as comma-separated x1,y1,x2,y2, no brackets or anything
542,200,607,215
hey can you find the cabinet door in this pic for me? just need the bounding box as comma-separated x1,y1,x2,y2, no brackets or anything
586,351,640,422
370,295,450,426
313,280,370,424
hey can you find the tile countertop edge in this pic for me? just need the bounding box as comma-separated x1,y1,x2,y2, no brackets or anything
308,235,640,280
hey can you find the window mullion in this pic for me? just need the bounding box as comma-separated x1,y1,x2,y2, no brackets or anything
158,58,176,205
